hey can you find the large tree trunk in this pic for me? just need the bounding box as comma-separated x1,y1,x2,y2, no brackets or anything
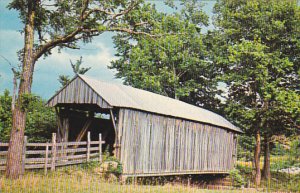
263,134,271,180
6,2,36,179
254,130,261,186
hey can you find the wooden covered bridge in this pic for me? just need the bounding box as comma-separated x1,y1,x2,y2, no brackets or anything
47,75,242,177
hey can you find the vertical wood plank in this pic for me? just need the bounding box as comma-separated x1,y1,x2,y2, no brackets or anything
87,131,91,162
21,136,27,174
99,133,102,163
44,144,49,175
51,133,56,171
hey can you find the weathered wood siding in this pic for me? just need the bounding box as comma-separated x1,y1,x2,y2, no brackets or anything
48,77,112,108
117,109,237,175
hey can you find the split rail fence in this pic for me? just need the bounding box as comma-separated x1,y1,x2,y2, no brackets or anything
0,132,104,173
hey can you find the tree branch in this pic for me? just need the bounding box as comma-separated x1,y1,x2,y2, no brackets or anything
108,27,157,38
34,28,83,62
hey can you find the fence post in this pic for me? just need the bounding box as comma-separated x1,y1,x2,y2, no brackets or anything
87,131,90,162
22,136,27,174
99,134,102,163
44,143,49,175
51,133,56,171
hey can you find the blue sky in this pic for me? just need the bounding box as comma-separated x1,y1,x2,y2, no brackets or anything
0,0,216,99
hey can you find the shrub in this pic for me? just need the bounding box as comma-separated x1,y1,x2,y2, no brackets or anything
229,169,245,188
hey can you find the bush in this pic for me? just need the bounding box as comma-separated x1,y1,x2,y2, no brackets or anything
229,169,245,188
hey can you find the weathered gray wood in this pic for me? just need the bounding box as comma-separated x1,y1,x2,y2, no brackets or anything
62,117,69,144
0,134,105,171
25,158,47,163
56,154,87,160
21,136,27,174
118,108,237,176
99,134,102,162
91,141,105,145
87,131,91,162
57,141,87,146
45,144,49,174
47,76,112,108
0,151,8,156
55,107,63,142
27,143,50,147
51,133,57,171
26,150,47,154
110,109,120,158
55,159,86,167
56,148,87,153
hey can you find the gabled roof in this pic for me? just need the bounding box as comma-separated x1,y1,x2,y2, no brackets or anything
48,75,242,133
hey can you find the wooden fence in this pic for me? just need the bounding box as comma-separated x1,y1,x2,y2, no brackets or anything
0,132,105,174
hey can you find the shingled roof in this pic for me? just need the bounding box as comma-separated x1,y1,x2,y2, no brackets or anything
48,75,241,133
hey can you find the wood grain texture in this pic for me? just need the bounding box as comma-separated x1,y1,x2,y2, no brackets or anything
117,109,237,176
47,77,112,108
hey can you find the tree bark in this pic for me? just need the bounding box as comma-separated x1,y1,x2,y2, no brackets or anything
6,2,36,179
263,134,271,180
254,130,261,186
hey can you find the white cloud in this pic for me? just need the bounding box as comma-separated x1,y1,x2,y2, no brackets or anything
0,28,121,98
32,41,121,98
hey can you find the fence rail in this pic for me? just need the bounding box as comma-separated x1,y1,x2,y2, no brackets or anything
0,132,104,174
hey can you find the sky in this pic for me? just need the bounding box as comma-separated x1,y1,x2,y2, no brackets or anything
0,0,216,99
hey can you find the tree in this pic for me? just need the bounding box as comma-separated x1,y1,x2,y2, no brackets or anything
6,0,159,178
0,90,56,142
213,0,300,185
58,56,91,87
110,0,222,112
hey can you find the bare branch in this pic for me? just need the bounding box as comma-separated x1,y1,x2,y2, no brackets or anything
34,28,83,62
80,0,90,21
112,1,139,20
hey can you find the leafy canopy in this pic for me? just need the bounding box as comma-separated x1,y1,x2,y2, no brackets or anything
8,0,160,63
110,0,222,111
212,0,300,134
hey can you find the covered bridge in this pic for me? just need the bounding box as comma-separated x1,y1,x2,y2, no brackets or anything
47,75,242,176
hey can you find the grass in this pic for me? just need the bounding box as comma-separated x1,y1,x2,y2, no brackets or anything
0,170,257,193
1,156,299,193
235,160,300,192
0,175,244,193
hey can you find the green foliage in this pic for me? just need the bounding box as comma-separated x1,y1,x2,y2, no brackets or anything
19,93,38,111
0,90,13,140
237,135,255,161
229,169,246,188
111,0,222,112
8,0,161,62
103,156,123,176
212,0,300,183
0,90,56,142
78,160,100,170
212,0,300,152
271,139,300,170
58,56,91,87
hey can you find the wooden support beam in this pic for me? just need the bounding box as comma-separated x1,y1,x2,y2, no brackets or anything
110,109,117,134
55,107,63,142
110,109,120,159
75,119,92,143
